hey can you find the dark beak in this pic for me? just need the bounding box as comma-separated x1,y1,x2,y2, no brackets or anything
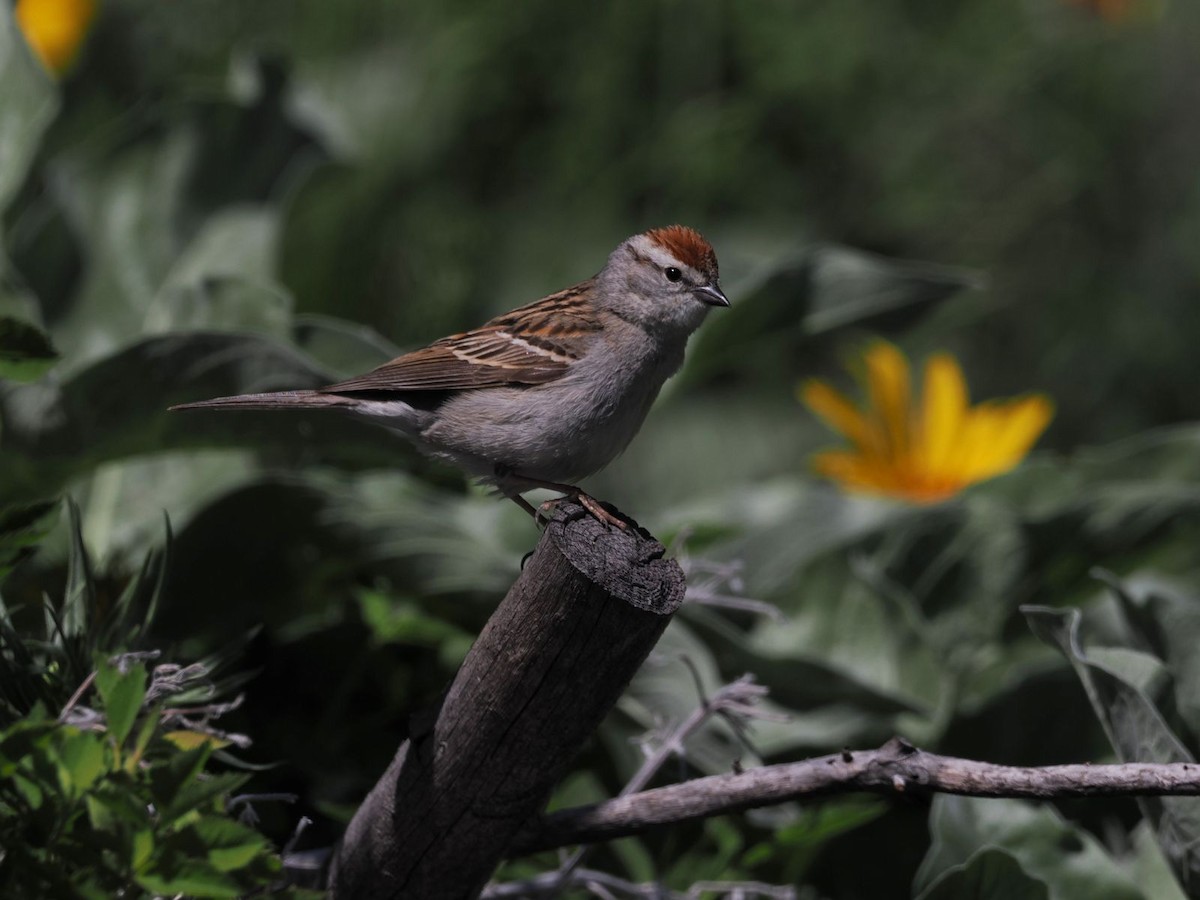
693,282,730,308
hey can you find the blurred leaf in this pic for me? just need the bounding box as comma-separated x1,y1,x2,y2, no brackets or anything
0,2,57,213
135,861,244,899
0,314,57,381
325,472,529,597
190,815,270,872
1025,605,1200,892
52,727,106,797
94,659,146,746
144,205,291,337
61,496,94,640
148,744,210,817
914,796,1142,900
1131,821,1190,900
292,313,399,377
682,243,978,389
612,620,765,779
743,798,886,884
160,771,249,826
164,730,231,752
0,331,416,503
801,245,982,335
49,128,196,370
983,426,1200,541
1099,571,1200,744
356,588,472,649
0,498,56,580
918,847,1049,900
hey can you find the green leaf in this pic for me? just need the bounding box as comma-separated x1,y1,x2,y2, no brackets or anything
292,312,399,377
915,796,1142,900
61,497,94,639
681,242,977,389
1025,604,1200,892
918,847,1050,900
0,2,58,213
52,727,107,797
148,744,210,813
0,331,416,504
190,815,270,872
0,315,58,381
48,128,197,371
131,828,155,871
94,659,146,747
614,620,766,778
1098,571,1200,745
143,206,292,337
160,771,248,825
356,589,473,647
1130,821,1188,900
87,778,154,831
0,498,56,580
136,860,244,898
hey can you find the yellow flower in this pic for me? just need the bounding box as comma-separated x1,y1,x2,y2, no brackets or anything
800,341,1053,504
15,0,96,76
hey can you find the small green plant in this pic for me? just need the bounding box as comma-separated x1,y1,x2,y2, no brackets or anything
0,502,294,898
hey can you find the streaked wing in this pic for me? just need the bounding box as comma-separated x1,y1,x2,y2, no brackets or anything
320,280,601,394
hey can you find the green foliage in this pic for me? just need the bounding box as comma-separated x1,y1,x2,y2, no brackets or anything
3,0,1200,896
0,701,278,898
0,505,283,897
0,643,282,899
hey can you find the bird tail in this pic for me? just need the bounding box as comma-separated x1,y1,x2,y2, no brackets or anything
170,390,354,412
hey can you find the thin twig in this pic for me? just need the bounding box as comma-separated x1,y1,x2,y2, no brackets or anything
511,737,1200,855
59,670,98,722
283,816,314,858
483,866,796,899
548,670,777,888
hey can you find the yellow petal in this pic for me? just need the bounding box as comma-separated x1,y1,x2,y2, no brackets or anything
800,380,873,451
811,450,894,493
863,341,912,459
15,0,95,75
803,340,1052,504
919,353,968,475
973,395,1054,478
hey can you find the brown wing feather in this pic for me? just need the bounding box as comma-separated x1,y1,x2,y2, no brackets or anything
320,280,601,394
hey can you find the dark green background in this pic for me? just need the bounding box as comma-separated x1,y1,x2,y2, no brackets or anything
4,2,1200,897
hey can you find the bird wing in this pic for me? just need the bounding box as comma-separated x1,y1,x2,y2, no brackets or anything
320,281,602,394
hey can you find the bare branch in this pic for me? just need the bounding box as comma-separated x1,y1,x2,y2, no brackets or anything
546,671,779,889
483,867,797,899
510,737,1200,855
676,542,785,623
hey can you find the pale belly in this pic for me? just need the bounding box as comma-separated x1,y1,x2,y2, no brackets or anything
418,351,675,491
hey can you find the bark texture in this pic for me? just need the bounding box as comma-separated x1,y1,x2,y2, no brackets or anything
329,502,685,900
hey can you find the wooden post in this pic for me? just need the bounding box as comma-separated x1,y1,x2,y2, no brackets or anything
328,501,685,899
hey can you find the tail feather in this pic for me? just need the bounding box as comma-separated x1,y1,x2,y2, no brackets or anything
170,390,354,412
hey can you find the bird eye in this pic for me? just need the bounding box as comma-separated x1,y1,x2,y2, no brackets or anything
664,266,683,283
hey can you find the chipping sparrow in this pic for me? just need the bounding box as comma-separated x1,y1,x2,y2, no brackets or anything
172,225,728,528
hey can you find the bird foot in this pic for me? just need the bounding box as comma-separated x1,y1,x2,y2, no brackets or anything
533,493,628,531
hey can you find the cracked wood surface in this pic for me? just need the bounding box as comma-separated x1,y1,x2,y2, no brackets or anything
328,501,685,900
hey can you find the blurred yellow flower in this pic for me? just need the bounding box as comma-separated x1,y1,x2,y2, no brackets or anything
800,341,1053,504
15,0,96,76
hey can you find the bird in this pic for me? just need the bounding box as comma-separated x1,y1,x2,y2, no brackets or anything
171,225,729,529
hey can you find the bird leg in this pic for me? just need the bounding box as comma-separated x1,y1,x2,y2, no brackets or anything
504,479,628,531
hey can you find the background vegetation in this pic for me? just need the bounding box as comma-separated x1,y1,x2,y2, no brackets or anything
4,0,1200,896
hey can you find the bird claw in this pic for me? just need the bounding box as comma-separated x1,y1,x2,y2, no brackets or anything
536,493,628,531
